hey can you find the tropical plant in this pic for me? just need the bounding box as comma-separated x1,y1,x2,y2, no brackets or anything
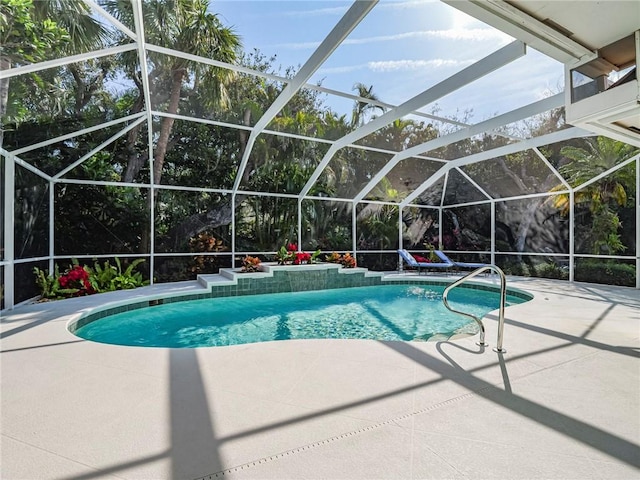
325,251,342,263
275,241,297,265
549,137,639,254
33,264,77,299
34,258,147,300
0,0,69,142
324,251,356,268
90,257,147,292
241,255,261,273
339,252,357,268
351,82,385,127
189,231,226,274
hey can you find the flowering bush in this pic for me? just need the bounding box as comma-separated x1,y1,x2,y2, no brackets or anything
325,251,357,268
294,252,311,265
34,258,148,301
275,241,321,265
241,255,262,272
58,264,94,295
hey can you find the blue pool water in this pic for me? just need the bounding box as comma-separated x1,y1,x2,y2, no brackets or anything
73,284,530,348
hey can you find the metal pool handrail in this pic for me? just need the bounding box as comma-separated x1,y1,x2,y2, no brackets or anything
442,265,507,353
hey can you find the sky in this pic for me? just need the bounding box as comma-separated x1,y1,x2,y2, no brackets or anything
212,0,565,124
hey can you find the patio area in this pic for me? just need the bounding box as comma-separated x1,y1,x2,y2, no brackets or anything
1,275,639,479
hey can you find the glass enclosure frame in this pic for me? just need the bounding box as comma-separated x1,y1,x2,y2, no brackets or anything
1,0,639,309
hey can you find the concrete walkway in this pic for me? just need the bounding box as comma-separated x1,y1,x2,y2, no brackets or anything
1,276,639,479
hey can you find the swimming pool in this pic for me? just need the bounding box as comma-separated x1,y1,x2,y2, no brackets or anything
71,284,531,348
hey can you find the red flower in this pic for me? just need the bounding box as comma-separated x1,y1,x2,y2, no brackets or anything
287,243,298,252
57,265,93,295
294,252,311,265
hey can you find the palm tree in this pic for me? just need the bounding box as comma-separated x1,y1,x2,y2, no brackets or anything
1,0,107,145
104,0,241,185
351,82,385,128
550,136,638,253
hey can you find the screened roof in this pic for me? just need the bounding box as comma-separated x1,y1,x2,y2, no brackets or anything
5,0,636,206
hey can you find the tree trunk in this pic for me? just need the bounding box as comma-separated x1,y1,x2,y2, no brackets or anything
153,68,184,186
514,198,544,253
123,74,147,183
164,202,234,250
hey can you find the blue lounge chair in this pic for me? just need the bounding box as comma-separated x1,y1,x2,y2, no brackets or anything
397,249,453,275
434,250,487,270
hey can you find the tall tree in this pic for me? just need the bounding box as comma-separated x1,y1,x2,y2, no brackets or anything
351,82,385,128
103,0,241,185
0,0,69,144
551,136,638,254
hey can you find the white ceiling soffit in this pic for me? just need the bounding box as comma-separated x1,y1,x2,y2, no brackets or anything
441,0,640,63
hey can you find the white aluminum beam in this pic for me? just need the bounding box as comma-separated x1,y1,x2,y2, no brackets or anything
401,126,591,207
532,147,571,190
353,92,562,202
84,0,137,40
440,171,449,208
300,41,526,198
146,44,290,85
53,117,146,179
232,0,377,193
0,44,137,80
131,0,156,283
11,155,52,182
3,154,15,309
10,113,145,156
454,167,492,201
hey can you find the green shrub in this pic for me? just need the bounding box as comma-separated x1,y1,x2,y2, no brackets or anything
90,258,147,292
535,262,569,280
575,260,636,286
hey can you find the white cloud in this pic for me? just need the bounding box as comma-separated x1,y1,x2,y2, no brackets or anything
318,58,473,75
378,0,437,9
280,5,349,18
345,29,510,45
368,59,473,72
272,41,321,50
280,0,434,17
269,28,510,51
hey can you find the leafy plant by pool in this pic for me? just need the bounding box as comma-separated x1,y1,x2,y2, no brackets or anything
274,241,322,265
34,258,148,300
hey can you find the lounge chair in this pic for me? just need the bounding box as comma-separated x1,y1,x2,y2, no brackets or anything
434,250,487,270
397,249,453,275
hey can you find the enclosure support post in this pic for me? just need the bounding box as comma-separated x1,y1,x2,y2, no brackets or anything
352,203,357,256
398,206,403,248
132,0,156,284
297,199,303,252
438,207,443,249
491,200,496,266
636,158,640,289
3,154,15,309
231,194,236,268
569,189,575,283
49,180,55,274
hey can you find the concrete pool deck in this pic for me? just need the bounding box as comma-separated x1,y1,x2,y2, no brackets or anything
1,274,639,479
